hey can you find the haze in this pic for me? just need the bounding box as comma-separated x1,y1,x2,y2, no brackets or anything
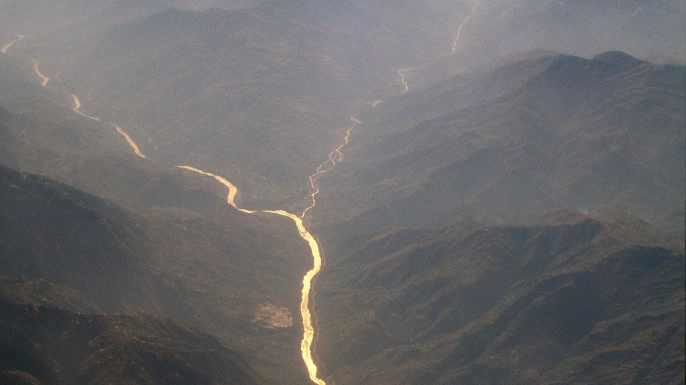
0,1,683,384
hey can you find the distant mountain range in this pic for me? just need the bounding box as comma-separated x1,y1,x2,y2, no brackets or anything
484,0,685,62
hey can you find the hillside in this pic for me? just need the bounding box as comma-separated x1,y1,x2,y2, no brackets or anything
1,2,683,384
0,299,260,385
2,28,316,384
317,52,685,241
5,0,474,208
6,0,681,208
310,49,685,384
0,163,313,384
316,213,685,384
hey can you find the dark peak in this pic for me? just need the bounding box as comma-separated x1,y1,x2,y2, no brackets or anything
540,209,597,226
467,216,603,245
529,51,648,89
593,50,643,66
543,51,644,72
496,49,561,67
548,52,588,66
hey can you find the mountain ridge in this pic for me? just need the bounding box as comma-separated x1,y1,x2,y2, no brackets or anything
316,51,685,242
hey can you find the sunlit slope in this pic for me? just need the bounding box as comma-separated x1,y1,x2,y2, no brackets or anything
318,52,685,238
317,213,685,385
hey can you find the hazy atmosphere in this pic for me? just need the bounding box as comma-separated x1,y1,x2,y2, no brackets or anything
0,1,684,384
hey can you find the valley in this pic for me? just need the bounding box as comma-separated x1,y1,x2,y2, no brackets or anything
0,1,683,384
3,29,366,383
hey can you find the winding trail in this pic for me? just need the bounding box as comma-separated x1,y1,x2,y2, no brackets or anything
1,34,24,54
176,164,328,385
32,59,50,87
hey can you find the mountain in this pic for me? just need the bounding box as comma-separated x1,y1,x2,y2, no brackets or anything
474,0,685,63
0,162,313,384
382,0,685,93
2,13,337,384
316,52,685,242
0,52,315,383
8,0,681,207
316,213,685,385
0,300,260,385
309,49,685,384
6,0,476,208
2,2,684,384
2,24,315,385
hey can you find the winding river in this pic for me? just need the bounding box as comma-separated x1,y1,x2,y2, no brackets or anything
7,40,147,160
175,164,332,385
301,118,356,220
451,0,480,54
32,59,50,87
395,0,480,92
112,123,147,159
1,34,23,54
174,116,361,385
2,6,479,379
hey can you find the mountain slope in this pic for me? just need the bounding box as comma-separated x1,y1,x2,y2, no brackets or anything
311,49,685,385
317,214,685,385
0,0,176,38
318,52,685,240
0,300,261,385
0,164,268,384
0,161,311,384
9,0,476,207
2,34,319,384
